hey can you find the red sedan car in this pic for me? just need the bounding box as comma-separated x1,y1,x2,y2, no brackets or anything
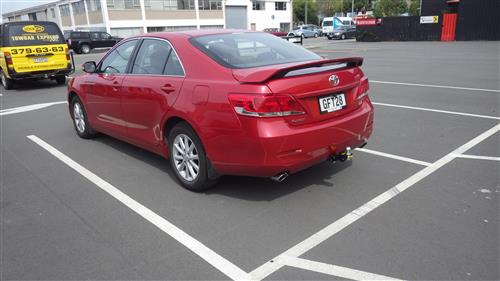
68,30,374,191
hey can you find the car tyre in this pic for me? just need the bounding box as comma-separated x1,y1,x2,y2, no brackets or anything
341,34,346,40
1,70,14,90
71,96,97,139
168,122,218,192
327,35,333,40
55,75,66,85
314,33,318,38
79,44,91,54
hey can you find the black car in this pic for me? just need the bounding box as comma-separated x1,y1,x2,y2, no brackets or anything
326,25,356,40
66,31,122,54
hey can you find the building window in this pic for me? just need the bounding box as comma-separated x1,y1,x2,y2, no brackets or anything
275,1,286,10
147,26,165,32
200,25,223,29
72,1,86,14
144,0,178,10
198,0,222,10
252,1,265,10
28,12,38,21
86,0,102,12
177,0,195,10
60,4,70,17
107,0,141,9
164,25,196,31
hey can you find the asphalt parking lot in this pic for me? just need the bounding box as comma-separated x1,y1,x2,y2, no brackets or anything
1,38,499,280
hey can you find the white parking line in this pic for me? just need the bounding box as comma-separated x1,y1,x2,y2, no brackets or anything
249,124,500,280
27,135,250,281
0,101,67,116
370,80,500,93
357,148,432,166
372,102,500,120
454,154,500,161
280,256,404,281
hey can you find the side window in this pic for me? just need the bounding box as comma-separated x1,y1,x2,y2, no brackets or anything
164,51,184,76
99,40,138,74
132,39,171,75
90,32,99,39
101,33,112,39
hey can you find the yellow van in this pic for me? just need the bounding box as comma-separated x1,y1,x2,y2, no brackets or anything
0,21,73,90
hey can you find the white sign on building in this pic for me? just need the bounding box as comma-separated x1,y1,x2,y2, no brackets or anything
420,16,439,24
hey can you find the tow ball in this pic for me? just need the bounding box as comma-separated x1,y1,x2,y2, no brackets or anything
328,147,353,163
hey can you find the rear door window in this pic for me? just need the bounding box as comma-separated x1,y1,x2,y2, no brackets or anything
90,32,100,40
164,51,184,76
71,32,89,39
99,39,138,74
132,39,171,75
100,33,112,40
5,22,65,46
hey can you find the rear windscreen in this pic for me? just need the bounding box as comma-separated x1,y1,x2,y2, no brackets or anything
5,22,65,47
191,33,320,69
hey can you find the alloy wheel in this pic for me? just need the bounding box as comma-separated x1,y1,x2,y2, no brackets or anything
173,134,200,182
73,102,86,133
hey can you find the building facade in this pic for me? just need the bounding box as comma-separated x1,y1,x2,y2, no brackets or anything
2,0,292,37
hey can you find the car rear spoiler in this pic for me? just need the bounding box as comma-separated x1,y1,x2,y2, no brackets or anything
232,57,363,84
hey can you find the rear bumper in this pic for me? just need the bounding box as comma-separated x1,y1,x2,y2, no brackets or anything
210,99,374,177
327,33,343,39
8,68,72,80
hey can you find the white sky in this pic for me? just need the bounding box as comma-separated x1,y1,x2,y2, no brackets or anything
1,0,56,14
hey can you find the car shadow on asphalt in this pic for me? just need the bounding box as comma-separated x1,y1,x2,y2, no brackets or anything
90,134,176,178
10,79,65,91
208,161,352,201
91,134,352,201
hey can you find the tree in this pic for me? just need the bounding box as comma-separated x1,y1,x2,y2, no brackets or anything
408,0,420,16
293,0,319,24
316,0,371,18
373,0,408,17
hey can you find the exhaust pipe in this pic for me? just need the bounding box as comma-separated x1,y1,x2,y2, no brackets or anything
271,171,289,182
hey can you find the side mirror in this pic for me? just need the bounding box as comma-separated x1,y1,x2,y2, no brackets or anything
82,61,96,73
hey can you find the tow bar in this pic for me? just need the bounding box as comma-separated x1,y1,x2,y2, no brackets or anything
328,147,353,163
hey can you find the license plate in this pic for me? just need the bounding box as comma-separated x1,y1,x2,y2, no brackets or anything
318,93,347,113
33,57,48,63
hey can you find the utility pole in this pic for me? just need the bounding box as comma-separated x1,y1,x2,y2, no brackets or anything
351,0,354,26
305,0,308,24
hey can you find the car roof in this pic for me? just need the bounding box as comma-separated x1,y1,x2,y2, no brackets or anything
125,29,261,41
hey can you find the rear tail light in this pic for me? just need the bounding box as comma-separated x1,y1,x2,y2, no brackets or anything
4,52,13,68
65,47,71,61
67,39,72,46
228,94,306,117
356,77,369,102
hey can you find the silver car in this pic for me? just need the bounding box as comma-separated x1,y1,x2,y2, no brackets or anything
289,25,319,38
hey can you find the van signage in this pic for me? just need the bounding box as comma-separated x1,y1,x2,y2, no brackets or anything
22,25,45,33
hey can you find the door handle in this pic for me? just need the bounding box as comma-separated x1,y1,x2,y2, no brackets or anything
160,84,175,94
112,81,119,92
